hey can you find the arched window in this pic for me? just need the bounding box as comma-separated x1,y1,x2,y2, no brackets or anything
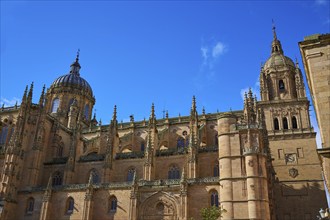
109,196,117,212
213,162,219,177
292,116,298,129
168,165,180,179
0,126,8,145
279,80,285,90
127,168,135,181
283,117,288,130
177,137,185,151
57,145,63,157
210,191,219,207
141,142,145,152
52,171,62,186
89,169,100,184
51,98,60,113
274,118,279,130
84,104,89,120
66,197,74,214
215,134,218,146
26,197,34,214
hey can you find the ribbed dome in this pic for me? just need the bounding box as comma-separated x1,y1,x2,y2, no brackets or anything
50,57,93,96
263,26,295,70
264,53,295,70
51,73,93,96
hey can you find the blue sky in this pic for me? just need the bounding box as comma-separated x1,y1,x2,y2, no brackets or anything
1,1,329,127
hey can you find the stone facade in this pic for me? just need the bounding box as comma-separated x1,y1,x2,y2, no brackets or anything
299,34,330,195
0,29,327,220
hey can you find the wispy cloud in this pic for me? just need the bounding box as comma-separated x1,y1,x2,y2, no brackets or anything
212,42,226,58
240,78,260,101
0,97,20,107
315,0,328,5
193,39,228,90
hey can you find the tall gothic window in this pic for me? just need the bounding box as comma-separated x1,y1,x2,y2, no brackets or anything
279,79,285,90
109,196,117,212
283,117,288,130
0,126,8,145
89,169,100,184
51,98,60,113
213,162,219,177
177,137,185,151
66,197,74,214
274,118,279,130
52,171,63,186
210,191,219,207
141,142,145,152
168,165,180,179
26,197,34,214
84,104,89,120
127,168,135,181
57,145,63,157
215,134,218,146
292,116,298,129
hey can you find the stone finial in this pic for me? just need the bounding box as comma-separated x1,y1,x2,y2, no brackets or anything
130,115,134,122
191,96,196,111
150,103,155,119
112,105,117,122
272,19,277,40
21,85,28,104
28,82,34,101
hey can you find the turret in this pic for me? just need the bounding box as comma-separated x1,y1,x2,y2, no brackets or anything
67,99,79,129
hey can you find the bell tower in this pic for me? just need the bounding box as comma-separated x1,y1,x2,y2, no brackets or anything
258,26,327,219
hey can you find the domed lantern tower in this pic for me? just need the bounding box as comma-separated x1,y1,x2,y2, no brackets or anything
45,51,95,128
258,26,327,219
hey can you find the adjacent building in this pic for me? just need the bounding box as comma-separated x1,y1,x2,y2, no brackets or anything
299,33,330,196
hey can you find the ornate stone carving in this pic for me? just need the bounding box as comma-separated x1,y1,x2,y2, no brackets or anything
289,167,298,178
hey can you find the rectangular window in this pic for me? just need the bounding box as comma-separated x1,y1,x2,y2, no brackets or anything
278,149,284,159
297,148,304,158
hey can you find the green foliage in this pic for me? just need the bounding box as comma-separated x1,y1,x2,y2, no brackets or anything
200,205,226,220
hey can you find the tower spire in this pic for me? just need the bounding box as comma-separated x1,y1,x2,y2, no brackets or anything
70,50,81,76
272,19,277,40
271,22,283,55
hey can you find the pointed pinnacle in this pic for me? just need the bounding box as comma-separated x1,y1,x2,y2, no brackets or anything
22,85,28,102
192,96,196,110
39,84,46,106
112,105,117,121
248,88,253,98
28,82,34,100
150,103,155,119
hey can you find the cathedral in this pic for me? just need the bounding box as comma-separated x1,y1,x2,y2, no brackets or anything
0,28,327,220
